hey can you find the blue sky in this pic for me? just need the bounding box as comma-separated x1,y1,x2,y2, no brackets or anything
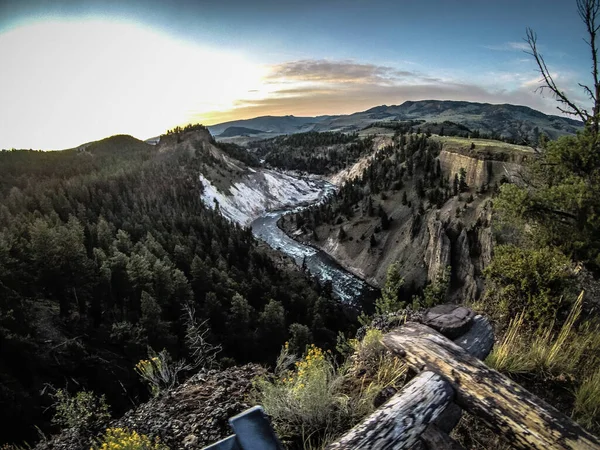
0,0,592,148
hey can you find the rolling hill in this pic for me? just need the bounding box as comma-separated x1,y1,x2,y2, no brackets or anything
217,126,266,137
209,100,583,143
207,115,332,136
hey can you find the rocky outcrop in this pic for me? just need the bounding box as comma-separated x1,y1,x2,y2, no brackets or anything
453,228,478,302
438,149,525,189
35,364,265,450
438,151,491,188
424,220,452,283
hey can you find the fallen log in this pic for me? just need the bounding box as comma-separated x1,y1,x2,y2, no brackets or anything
383,322,600,450
327,371,453,450
329,306,494,449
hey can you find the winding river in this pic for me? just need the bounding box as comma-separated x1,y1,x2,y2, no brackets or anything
250,183,376,304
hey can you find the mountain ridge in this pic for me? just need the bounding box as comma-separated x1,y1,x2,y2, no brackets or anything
208,100,583,143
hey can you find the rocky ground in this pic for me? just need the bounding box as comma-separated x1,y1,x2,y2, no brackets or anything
34,364,265,450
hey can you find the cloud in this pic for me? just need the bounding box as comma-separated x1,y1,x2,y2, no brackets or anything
266,59,439,85
198,80,570,125
193,57,592,126
484,41,530,52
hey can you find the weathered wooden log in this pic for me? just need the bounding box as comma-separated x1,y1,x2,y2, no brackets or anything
383,323,600,450
420,424,465,450
420,314,493,445
420,313,492,432
327,371,453,450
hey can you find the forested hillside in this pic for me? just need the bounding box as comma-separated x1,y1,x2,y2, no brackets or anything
0,127,357,445
279,131,485,296
249,131,374,174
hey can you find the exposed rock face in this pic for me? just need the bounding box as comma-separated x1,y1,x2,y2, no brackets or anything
199,170,324,226
287,145,508,304
424,220,452,283
438,151,491,188
453,228,478,302
34,364,265,450
438,149,525,189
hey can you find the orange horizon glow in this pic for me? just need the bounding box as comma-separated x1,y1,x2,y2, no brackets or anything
0,17,566,150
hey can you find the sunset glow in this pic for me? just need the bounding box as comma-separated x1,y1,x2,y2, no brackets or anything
0,0,592,149
0,20,267,149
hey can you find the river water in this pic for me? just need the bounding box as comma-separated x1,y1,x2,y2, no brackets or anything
250,183,375,304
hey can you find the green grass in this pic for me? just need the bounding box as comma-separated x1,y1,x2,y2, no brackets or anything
485,310,534,373
486,291,594,375
435,135,533,153
486,291,600,433
574,368,600,432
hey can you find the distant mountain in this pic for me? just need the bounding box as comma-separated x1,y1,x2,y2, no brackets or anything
314,100,583,141
209,100,583,143
207,115,333,136
218,126,266,137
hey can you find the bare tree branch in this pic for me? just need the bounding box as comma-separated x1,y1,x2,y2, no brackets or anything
183,303,221,370
577,0,600,133
525,27,591,125
579,82,596,101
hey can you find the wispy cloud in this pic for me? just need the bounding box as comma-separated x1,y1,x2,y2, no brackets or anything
266,59,439,85
194,57,591,126
483,41,530,52
198,82,565,125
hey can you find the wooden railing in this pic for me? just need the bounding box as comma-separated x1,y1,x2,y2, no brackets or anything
204,305,600,450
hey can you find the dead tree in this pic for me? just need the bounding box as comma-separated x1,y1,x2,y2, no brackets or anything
525,0,600,134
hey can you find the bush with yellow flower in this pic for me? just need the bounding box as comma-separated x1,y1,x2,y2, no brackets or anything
255,334,404,449
91,427,168,450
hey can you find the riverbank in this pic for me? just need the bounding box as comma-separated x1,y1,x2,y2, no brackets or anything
276,213,381,290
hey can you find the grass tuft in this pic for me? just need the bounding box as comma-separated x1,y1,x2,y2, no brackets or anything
486,310,533,373
574,368,600,432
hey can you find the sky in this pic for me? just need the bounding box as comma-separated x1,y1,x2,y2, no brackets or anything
0,0,593,149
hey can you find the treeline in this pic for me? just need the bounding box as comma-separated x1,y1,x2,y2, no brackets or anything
364,119,543,146
217,142,260,167
162,123,210,136
250,131,373,174
0,132,356,444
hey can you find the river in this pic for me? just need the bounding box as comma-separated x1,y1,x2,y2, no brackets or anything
250,182,376,304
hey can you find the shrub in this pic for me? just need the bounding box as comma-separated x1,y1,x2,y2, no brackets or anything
50,388,110,431
92,428,168,450
375,262,405,314
135,348,188,397
483,244,572,324
256,335,406,449
422,266,451,308
255,344,346,447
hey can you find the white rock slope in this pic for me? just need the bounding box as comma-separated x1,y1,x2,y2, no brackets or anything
200,170,322,226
